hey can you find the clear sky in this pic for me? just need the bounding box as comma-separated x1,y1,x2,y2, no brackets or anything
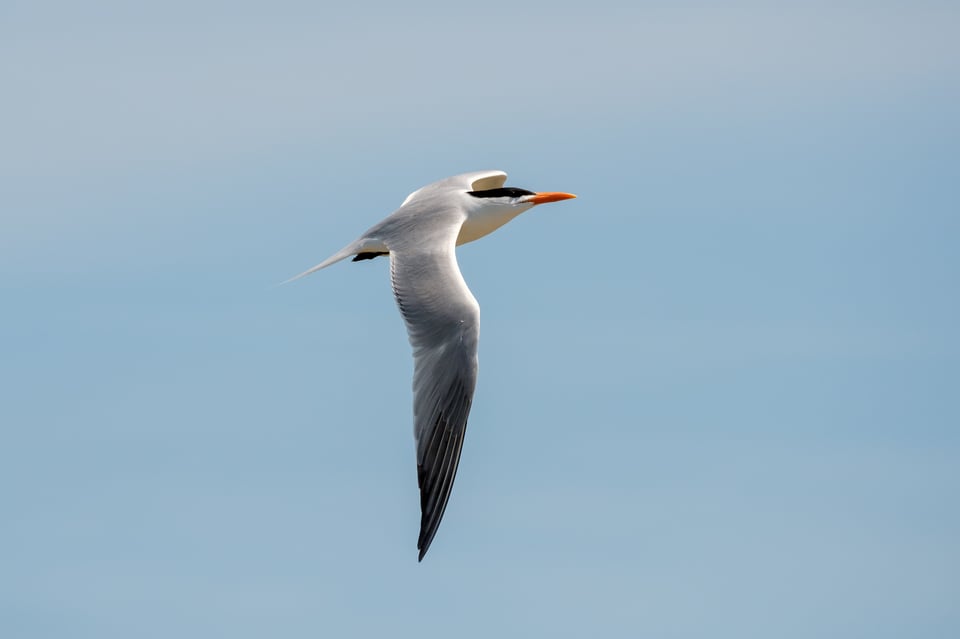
2,2,958,637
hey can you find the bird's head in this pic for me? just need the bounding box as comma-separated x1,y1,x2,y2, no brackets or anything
398,170,576,246
422,171,576,245
464,186,577,213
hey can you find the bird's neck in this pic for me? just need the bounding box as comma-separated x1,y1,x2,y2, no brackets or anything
456,209,525,246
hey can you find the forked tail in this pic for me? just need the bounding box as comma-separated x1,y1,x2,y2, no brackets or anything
281,237,387,285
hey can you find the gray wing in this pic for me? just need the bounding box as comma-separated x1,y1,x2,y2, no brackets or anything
389,243,480,561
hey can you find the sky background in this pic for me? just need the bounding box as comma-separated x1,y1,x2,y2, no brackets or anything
2,1,958,637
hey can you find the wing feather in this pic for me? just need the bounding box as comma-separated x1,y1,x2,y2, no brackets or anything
389,234,480,562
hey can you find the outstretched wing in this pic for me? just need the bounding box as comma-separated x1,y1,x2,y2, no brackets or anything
389,239,480,561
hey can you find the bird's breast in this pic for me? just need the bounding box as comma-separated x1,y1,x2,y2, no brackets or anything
456,210,524,246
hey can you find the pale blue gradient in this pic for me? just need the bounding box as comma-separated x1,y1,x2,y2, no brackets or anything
2,2,958,638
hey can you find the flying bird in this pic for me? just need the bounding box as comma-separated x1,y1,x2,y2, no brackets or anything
287,170,576,560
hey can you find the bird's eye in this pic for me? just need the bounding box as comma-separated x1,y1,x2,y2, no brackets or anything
467,187,535,199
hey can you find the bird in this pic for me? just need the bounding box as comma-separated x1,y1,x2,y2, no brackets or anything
286,170,576,560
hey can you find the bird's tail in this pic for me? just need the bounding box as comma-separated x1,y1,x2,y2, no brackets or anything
280,237,386,285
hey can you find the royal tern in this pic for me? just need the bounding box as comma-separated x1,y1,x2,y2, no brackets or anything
288,170,576,560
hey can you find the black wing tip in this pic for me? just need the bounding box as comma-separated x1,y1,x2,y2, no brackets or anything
414,448,455,563
412,377,474,564
416,489,438,562
417,520,440,562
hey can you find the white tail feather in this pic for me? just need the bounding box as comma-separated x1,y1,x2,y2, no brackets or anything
280,237,387,285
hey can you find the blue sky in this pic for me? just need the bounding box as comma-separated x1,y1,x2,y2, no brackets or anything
2,2,958,637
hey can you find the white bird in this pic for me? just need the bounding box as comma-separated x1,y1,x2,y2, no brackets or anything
288,170,576,560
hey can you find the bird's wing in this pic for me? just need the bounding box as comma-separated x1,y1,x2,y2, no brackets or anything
389,230,480,561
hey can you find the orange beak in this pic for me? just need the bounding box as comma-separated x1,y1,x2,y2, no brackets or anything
527,191,577,205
